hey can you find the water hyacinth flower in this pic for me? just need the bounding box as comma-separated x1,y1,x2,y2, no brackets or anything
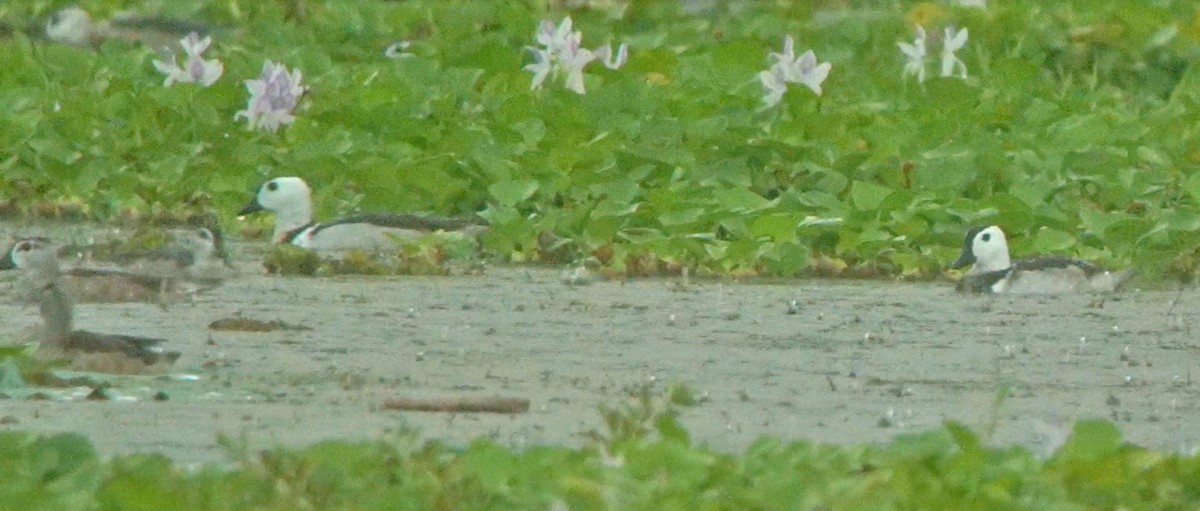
234,61,306,133
151,32,223,87
593,43,628,70
757,35,831,108
525,48,554,90
898,25,969,82
523,16,628,94
897,26,928,83
940,26,969,79
758,65,789,108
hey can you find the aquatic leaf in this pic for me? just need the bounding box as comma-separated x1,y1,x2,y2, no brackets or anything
1184,172,1200,203
713,187,774,214
488,180,540,207
1033,227,1075,253
849,180,895,210
1058,420,1123,462
751,213,801,242
0,357,26,390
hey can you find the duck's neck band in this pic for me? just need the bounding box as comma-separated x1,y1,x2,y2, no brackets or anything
281,223,315,244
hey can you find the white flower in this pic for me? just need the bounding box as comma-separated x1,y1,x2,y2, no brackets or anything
152,32,224,87
941,26,969,78
524,16,628,94
560,38,595,94
234,61,306,133
758,35,831,108
791,49,832,95
523,48,553,90
537,18,574,51
757,66,788,108
897,26,928,83
593,43,629,70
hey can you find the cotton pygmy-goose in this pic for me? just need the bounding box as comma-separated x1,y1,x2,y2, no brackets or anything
1,238,180,367
952,225,1135,294
238,176,488,251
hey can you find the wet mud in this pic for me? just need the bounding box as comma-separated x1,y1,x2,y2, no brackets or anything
1,223,1198,463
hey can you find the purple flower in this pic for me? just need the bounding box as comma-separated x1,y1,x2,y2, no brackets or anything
758,35,831,108
758,65,788,108
524,16,629,94
234,61,306,133
152,32,224,87
523,48,553,90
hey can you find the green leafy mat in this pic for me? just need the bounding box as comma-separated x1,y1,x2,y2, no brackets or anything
2,0,1199,279
1,392,1197,510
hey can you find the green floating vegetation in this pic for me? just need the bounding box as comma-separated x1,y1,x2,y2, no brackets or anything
0,345,88,390
261,232,483,276
1,386,1198,510
3,0,1200,279
261,244,323,276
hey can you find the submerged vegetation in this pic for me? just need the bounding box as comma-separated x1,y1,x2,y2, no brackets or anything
2,0,1200,279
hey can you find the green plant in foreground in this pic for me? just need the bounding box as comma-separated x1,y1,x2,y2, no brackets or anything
1,386,1200,510
0,344,84,389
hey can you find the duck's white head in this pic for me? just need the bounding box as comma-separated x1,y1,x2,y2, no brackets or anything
239,177,315,242
952,225,1012,273
45,6,95,47
1,237,61,277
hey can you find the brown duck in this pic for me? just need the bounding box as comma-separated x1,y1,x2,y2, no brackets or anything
2,237,180,366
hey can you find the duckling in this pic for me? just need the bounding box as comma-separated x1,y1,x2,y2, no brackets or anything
92,227,235,282
238,176,488,252
52,227,233,303
170,226,238,284
1,238,180,367
952,225,1135,294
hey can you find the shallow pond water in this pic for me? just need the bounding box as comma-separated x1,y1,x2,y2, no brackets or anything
2,222,1198,463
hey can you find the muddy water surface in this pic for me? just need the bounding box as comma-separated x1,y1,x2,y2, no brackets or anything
2,223,1198,463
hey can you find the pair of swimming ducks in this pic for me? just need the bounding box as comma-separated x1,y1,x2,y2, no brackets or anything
2,176,1134,370
242,177,1135,296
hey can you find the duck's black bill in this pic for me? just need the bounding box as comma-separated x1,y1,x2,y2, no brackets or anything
0,250,13,270
951,251,975,269
238,199,264,216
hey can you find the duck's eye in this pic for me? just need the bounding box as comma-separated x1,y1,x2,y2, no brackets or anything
16,242,31,252
198,229,211,240
981,233,991,242
267,181,279,192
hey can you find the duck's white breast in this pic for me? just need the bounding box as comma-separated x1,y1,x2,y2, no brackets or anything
998,267,1089,294
293,223,424,251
